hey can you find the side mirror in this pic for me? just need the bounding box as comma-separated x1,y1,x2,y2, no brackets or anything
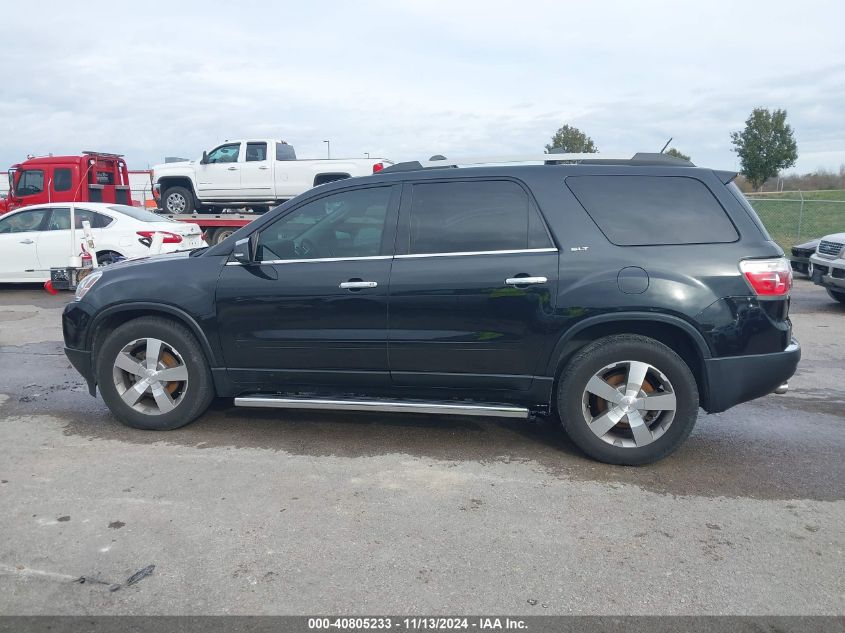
200,151,209,165
233,233,259,264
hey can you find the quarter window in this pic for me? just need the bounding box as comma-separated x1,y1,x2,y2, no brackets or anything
566,175,739,246
408,180,552,254
246,143,267,162
54,168,73,192
15,169,45,196
257,186,393,261
206,143,240,164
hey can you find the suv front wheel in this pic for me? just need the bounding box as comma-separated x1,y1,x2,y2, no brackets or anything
95,316,214,430
556,334,699,465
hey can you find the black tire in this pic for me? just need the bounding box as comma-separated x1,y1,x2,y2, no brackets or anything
95,316,214,430
95,251,123,266
162,186,195,214
555,334,699,465
211,227,236,245
827,288,845,304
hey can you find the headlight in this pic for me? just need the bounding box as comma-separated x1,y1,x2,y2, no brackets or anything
75,270,103,301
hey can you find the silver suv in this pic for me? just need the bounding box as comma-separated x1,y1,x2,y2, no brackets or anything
809,233,845,304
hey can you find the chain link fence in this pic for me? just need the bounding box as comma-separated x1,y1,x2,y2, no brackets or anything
745,192,845,250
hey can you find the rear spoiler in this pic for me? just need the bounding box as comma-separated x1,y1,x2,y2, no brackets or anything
714,169,738,184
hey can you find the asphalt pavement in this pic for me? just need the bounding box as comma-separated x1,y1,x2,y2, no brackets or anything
0,279,842,615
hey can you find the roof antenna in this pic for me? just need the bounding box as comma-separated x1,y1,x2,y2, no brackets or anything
659,137,673,154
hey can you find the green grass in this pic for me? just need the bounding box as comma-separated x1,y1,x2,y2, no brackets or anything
744,191,845,251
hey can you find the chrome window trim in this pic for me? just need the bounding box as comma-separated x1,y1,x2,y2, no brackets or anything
226,255,392,266
225,248,558,266
395,247,558,259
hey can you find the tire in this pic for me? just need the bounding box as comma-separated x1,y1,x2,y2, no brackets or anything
96,251,123,266
162,186,195,214
827,288,845,304
555,334,699,465
95,316,214,430
211,227,236,245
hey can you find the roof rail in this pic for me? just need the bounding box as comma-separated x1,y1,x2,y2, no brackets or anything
381,152,694,173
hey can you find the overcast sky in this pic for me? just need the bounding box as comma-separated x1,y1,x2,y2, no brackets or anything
2,1,843,173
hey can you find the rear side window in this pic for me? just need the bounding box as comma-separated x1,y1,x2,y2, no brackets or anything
47,208,113,230
566,175,738,246
54,168,73,192
408,180,553,254
246,142,267,162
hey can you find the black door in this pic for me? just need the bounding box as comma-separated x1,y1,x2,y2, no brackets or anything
216,184,400,391
388,179,558,391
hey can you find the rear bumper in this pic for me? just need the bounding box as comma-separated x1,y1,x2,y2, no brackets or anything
65,346,96,396
703,339,800,413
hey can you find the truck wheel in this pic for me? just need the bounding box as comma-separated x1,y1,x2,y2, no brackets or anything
211,228,236,245
96,316,214,430
163,186,195,214
555,334,699,465
827,288,845,304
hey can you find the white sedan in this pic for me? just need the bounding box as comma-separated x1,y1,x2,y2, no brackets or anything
0,203,206,282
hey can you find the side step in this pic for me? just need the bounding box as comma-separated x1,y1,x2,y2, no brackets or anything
233,395,529,419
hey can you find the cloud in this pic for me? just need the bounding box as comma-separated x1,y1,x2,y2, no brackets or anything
1,0,843,173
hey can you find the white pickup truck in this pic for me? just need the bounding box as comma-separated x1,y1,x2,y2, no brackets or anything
152,139,392,214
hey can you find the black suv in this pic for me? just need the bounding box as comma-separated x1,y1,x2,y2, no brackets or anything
63,154,800,465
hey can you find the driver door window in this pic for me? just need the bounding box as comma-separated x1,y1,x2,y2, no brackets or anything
257,186,394,261
206,144,241,164
15,170,45,198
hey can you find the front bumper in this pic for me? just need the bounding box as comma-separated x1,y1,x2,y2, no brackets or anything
703,339,800,413
809,254,845,290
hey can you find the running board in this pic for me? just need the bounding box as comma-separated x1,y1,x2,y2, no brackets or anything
233,396,529,419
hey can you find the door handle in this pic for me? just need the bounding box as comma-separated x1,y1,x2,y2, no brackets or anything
258,165,269,170
339,281,378,289
227,166,238,171
505,276,547,286
19,239,35,244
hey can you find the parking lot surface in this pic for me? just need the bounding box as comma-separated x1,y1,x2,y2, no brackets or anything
0,280,842,615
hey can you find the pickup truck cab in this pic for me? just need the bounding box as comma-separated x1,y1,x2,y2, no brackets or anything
152,139,392,214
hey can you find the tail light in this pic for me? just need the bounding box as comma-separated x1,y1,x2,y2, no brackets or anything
372,162,384,173
740,257,792,296
136,230,183,246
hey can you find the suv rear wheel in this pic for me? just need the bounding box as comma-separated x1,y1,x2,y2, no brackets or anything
556,334,699,465
95,316,214,430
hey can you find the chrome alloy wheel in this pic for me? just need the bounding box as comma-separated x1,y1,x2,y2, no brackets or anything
112,338,189,415
581,360,677,448
165,192,187,213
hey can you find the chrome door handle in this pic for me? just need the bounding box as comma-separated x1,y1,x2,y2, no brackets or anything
339,281,378,289
19,239,35,244
258,165,269,170
227,166,238,171
505,276,547,286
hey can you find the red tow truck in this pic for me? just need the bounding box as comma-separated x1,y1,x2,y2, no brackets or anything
2,153,260,244
2,152,134,214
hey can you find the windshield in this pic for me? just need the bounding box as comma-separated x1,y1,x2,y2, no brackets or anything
108,204,177,223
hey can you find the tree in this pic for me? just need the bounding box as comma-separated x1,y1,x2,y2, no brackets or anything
730,107,797,191
545,124,598,153
665,147,690,161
